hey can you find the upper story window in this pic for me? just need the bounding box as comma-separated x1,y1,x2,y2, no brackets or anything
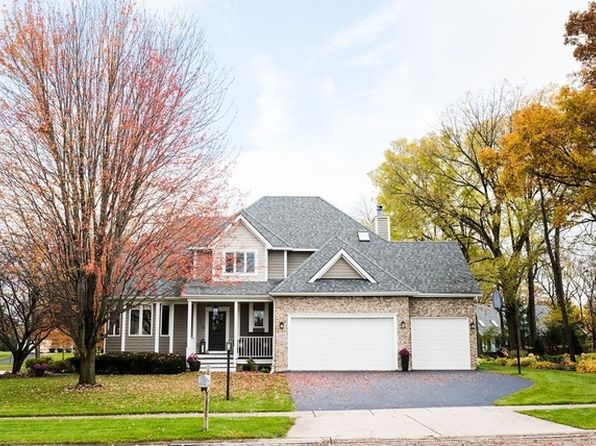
224,251,256,274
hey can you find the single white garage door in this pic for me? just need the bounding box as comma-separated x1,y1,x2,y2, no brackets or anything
288,316,397,371
411,318,471,370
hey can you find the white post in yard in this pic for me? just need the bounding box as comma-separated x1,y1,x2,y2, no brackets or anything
120,310,126,352
233,300,239,367
154,302,161,353
169,304,174,354
186,300,193,358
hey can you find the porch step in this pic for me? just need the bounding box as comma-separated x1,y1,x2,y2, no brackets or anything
197,354,234,372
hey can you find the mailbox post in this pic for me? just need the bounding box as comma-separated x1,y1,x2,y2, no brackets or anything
225,341,233,401
197,366,211,431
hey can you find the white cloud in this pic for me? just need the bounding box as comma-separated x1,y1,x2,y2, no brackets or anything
324,0,405,53
247,55,295,148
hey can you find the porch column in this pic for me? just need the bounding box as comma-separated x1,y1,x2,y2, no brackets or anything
168,304,174,354
233,301,239,366
154,302,161,353
120,310,126,352
186,300,193,358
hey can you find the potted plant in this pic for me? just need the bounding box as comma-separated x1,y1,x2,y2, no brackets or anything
187,353,201,372
399,348,410,372
31,362,49,377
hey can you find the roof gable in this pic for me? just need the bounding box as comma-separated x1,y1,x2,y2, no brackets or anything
310,249,376,283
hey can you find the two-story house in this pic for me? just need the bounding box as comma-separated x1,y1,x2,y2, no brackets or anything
105,196,481,371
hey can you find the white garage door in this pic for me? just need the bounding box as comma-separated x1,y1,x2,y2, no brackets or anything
288,316,397,371
411,318,471,370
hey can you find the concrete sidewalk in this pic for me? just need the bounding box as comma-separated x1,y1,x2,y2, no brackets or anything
285,406,584,440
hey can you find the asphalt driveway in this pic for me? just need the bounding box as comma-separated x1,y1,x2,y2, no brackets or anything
286,371,531,410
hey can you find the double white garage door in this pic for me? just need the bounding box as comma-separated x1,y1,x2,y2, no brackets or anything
287,316,470,371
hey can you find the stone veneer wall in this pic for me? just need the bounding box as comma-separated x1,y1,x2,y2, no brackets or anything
409,297,477,369
273,296,409,371
273,295,477,371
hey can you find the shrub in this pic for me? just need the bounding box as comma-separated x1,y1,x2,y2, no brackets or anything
531,360,576,371
258,365,271,373
576,356,596,374
241,357,257,372
25,356,52,370
47,359,75,374
69,352,185,375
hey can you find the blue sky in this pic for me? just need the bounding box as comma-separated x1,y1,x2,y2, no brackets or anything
147,0,587,215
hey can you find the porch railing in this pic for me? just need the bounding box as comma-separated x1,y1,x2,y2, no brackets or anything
238,336,273,358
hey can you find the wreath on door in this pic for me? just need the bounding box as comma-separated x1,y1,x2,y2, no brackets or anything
211,313,223,331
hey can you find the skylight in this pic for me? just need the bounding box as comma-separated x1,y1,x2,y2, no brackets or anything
357,231,370,242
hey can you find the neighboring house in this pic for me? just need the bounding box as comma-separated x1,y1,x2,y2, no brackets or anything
105,196,481,371
475,303,551,354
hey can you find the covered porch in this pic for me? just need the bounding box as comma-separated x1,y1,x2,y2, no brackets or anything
184,297,274,369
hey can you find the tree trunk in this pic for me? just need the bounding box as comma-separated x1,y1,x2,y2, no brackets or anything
11,351,28,374
526,239,537,350
539,191,575,361
78,347,96,386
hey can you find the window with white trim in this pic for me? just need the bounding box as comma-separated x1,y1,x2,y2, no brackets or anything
160,305,170,336
224,252,256,274
248,302,269,333
107,314,121,336
129,305,152,336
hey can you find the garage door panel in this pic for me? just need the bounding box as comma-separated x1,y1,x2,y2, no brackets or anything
411,318,471,370
288,316,396,371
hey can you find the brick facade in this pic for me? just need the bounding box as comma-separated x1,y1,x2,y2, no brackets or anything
273,295,476,371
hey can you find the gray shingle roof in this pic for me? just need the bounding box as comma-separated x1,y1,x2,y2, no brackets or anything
184,196,480,297
185,279,282,296
243,196,367,249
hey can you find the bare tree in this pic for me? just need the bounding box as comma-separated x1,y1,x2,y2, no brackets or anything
0,249,53,374
0,0,231,385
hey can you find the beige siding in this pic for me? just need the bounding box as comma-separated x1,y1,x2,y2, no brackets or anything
287,251,312,275
268,251,285,279
159,336,169,353
212,221,268,281
321,257,362,279
173,304,188,354
105,336,121,353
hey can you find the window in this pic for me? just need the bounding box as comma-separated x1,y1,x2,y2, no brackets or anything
490,320,499,328
223,252,256,274
160,305,170,336
129,305,152,336
249,302,268,333
477,320,486,328
107,315,120,336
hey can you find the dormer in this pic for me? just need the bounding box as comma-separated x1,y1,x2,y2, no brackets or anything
211,215,271,282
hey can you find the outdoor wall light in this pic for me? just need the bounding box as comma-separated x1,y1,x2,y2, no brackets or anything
400,321,406,329
279,321,285,330
212,305,219,319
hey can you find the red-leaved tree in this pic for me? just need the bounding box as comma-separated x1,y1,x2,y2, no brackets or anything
0,0,231,385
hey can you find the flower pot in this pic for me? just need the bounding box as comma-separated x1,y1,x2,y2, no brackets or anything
400,356,409,372
33,368,46,377
188,361,201,372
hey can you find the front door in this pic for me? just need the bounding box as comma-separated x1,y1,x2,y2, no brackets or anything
208,311,226,351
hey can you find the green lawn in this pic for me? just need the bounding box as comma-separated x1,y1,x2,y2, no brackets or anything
521,408,596,429
0,352,74,372
0,416,294,445
0,372,293,416
480,363,596,405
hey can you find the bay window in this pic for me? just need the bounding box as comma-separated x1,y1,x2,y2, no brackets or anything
129,304,152,336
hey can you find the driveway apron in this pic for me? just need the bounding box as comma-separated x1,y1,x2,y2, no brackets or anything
286,371,531,410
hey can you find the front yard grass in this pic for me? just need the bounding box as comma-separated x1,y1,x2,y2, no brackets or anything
0,416,294,445
480,362,596,405
520,407,596,429
0,372,293,416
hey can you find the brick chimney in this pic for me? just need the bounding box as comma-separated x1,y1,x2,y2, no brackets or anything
373,205,390,241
